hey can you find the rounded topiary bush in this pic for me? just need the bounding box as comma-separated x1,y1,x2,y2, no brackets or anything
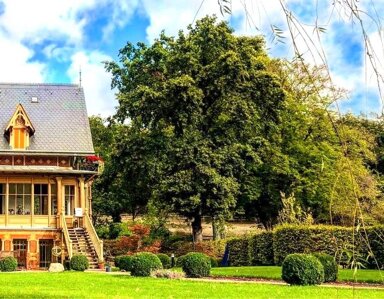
182,252,211,278
282,254,324,285
156,253,171,269
0,257,17,272
70,255,89,271
115,255,134,271
176,255,187,267
130,252,163,277
313,253,338,282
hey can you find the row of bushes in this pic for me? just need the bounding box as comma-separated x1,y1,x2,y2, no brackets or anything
227,225,384,268
115,252,211,278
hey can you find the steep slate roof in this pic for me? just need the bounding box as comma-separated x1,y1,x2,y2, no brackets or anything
0,83,94,154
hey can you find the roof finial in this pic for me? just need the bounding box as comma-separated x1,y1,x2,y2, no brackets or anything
79,65,82,88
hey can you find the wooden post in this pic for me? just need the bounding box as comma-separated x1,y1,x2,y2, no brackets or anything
56,177,62,227
5,178,9,227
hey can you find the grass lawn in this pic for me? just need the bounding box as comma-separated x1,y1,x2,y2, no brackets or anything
0,272,383,298
211,266,384,284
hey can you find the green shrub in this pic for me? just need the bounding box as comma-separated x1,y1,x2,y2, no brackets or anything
70,255,89,271
156,253,171,269
210,257,219,268
108,222,131,239
182,252,211,278
115,255,134,271
313,253,338,282
176,255,187,267
227,238,250,266
282,254,324,285
95,224,109,239
273,225,353,265
249,231,274,265
0,257,17,272
130,252,162,277
366,226,384,268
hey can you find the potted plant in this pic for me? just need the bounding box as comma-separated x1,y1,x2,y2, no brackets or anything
98,259,105,270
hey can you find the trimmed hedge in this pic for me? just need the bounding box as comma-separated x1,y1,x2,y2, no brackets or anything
115,255,134,271
156,253,171,269
249,231,274,265
282,254,324,285
182,252,211,278
70,255,89,271
313,253,338,282
226,225,384,268
130,252,162,277
0,257,17,272
274,225,357,265
227,238,250,266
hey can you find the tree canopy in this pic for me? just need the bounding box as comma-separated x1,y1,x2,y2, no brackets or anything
96,16,384,238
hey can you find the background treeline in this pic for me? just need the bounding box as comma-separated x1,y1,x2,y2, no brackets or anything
89,16,384,240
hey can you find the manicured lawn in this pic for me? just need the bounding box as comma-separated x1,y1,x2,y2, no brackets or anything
211,266,384,284
0,272,383,298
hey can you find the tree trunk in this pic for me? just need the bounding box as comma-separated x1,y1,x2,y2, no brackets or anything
192,214,203,243
111,212,121,223
212,219,220,240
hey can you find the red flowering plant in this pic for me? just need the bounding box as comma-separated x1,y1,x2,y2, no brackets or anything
115,223,161,255
85,155,104,163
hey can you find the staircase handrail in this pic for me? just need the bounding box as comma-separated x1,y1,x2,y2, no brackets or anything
84,213,104,262
61,214,73,259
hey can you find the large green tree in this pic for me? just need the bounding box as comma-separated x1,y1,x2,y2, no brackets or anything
105,16,286,240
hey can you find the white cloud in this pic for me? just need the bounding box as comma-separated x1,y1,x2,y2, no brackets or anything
67,51,116,117
0,35,45,82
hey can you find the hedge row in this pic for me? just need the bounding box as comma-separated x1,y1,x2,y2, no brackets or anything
227,225,384,268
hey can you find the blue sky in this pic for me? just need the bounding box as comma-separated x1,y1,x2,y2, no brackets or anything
0,0,382,117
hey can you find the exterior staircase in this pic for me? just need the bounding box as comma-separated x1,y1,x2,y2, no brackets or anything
68,228,99,269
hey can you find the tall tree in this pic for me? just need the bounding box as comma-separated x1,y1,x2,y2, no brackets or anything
105,16,286,240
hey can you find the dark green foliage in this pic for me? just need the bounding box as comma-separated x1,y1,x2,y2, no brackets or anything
0,257,17,272
210,257,219,268
282,254,324,285
273,225,352,265
176,255,187,267
105,15,286,240
130,252,162,277
115,255,134,271
365,226,384,268
182,252,211,278
70,255,89,271
249,232,274,265
224,225,384,269
313,253,338,282
156,253,171,269
227,238,250,266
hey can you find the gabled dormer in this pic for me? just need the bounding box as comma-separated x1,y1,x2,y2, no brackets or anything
4,104,35,150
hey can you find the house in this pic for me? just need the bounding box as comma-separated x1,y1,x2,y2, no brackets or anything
0,83,103,269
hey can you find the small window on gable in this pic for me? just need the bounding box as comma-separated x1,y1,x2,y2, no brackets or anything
4,104,35,150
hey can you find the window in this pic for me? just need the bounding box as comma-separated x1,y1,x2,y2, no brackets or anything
65,185,75,215
34,184,48,215
9,184,31,215
39,239,53,268
0,184,5,214
51,184,57,215
13,127,26,149
13,239,27,268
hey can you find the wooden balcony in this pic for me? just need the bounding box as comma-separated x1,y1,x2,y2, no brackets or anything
0,215,58,229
